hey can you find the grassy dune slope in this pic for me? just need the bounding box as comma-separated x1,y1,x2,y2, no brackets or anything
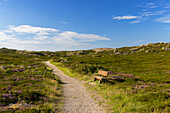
51,42,170,112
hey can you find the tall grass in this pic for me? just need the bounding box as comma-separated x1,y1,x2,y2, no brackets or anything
51,49,170,112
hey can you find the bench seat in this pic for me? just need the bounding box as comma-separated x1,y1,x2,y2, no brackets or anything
93,76,107,83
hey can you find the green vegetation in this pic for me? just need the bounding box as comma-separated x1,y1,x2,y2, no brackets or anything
0,49,62,112
51,42,170,113
0,42,169,112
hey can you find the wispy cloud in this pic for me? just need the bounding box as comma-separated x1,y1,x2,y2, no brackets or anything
155,14,170,23
130,20,141,24
0,31,15,41
7,25,59,35
137,3,157,9
54,31,109,42
0,25,110,50
112,15,139,20
112,0,170,24
112,15,143,24
140,11,165,17
59,21,68,24
135,40,145,44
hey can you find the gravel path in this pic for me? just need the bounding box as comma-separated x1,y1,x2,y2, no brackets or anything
45,61,106,113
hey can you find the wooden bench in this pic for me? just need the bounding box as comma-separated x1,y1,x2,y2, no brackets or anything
94,70,113,83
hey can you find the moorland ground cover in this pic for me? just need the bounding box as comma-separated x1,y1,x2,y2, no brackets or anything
0,49,62,112
0,42,169,113
51,42,170,112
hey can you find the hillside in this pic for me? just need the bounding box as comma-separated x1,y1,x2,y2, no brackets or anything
0,42,170,112
51,42,170,112
0,49,62,112
92,48,114,52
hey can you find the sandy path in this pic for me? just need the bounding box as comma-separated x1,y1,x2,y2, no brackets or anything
45,61,106,113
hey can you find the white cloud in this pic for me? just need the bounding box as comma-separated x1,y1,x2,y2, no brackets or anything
0,41,43,51
59,21,68,24
156,14,170,23
130,20,141,24
112,15,142,24
0,31,15,41
113,1,169,24
141,11,165,17
7,25,59,35
146,3,157,9
112,15,139,20
54,31,109,41
137,2,157,9
135,40,145,44
10,39,44,44
0,25,110,50
141,12,156,16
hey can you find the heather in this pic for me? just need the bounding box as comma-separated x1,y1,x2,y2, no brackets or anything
51,42,170,112
0,50,62,112
0,42,169,112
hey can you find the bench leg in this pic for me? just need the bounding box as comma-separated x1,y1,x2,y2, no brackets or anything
99,80,102,84
94,77,97,81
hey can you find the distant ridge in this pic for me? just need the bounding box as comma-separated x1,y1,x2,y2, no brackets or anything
92,48,114,52
0,42,169,54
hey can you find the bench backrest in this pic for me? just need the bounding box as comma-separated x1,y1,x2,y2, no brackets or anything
98,70,113,76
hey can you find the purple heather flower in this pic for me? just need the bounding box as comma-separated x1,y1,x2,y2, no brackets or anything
13,78,20,81
2,94,12,97
35,75,43,77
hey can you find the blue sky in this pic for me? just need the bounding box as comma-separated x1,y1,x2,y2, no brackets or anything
0,0,170,51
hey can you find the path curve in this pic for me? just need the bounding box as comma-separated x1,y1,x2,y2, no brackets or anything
45,61,106,113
